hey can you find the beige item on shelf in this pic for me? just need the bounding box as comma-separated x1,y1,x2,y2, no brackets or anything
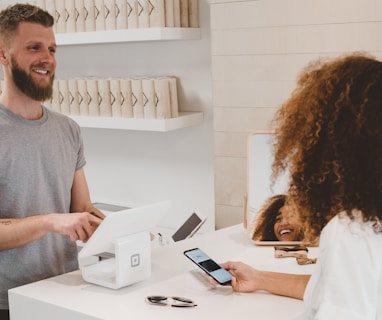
131,78,144,118
68,79,81,116
173,0,181,27
154,78,171,119
65,0,77,33
188,0,199,28
58,79,70,115
44,1,56,34
109,78,122,117
115,0,128,29
167,76,179,117
149,0,166,27
120,79,134,118
127,0,139,28
104,0,117,30
77,78,90,116
86,78,101,116
84,0,96,32
94,0,106,31
97,79,112,117
142,78,156,119
55,0,66,33
164,0,175,27
138,0,150,28
75,0,86,32
49,80,61,112
180,0,188,27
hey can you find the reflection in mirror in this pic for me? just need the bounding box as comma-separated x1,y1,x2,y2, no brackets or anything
250,194,304,242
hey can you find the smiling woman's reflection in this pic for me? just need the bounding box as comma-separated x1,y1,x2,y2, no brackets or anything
250,194,304,242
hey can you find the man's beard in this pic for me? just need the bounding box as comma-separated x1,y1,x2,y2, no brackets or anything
11,57,54,102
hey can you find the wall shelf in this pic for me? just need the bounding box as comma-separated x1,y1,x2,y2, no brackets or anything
70,111,203,132
56,27,201,46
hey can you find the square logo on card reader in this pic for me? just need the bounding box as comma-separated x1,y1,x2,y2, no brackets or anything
131,254,140,267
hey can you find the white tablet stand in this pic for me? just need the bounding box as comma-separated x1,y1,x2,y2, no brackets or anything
79,231,151,289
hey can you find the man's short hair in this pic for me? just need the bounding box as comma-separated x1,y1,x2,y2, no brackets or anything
0,4,54,44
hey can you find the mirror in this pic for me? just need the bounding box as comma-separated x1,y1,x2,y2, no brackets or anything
246,132,317,246
246,132,290,240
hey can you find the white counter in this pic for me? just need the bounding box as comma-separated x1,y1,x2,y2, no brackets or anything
9,224,318,320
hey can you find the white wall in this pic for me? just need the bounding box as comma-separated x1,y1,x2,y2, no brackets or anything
0,0,215,232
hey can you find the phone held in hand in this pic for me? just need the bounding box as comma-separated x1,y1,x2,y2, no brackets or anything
184,248,232,285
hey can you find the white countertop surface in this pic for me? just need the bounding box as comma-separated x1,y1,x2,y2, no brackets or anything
9,224,318,320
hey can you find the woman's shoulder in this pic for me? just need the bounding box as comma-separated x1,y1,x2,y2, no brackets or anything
320,211,382,246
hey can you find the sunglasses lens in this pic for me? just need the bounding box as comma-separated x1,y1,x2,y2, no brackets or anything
171,297,196,307
172,297,194,304
148,296,167,302
146,296,167,305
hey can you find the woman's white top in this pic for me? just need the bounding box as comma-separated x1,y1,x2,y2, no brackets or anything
296,212,382,320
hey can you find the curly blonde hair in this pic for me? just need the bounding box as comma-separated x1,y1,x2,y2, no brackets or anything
271,52,382,242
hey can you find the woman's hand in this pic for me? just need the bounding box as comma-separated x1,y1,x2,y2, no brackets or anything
220,261,260,292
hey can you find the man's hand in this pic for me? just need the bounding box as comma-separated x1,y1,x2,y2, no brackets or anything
48,212,102,242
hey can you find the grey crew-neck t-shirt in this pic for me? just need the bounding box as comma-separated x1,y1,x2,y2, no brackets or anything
0,104,86,309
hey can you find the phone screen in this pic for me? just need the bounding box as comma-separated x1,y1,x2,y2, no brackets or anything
184,248,232,285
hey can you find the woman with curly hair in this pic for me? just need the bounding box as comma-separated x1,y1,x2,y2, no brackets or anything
219,53,382,319
250,194,304,242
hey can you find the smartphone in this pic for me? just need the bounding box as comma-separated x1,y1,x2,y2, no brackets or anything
184,248,232,285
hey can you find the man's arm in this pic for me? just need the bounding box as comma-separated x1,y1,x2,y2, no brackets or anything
0,169,103,250
69,168,105,219
0,215,54,250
